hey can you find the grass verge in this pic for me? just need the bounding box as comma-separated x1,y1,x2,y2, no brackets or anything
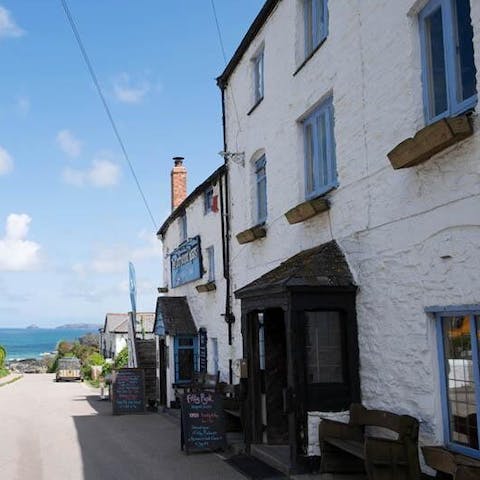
0,374,23,387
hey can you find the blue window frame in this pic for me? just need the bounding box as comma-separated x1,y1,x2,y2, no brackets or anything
419,0,477,124
174,335,198,384
179,213,187,243
206,246,215,282
204,186,214,214
303,97,337,199
255,155,267,223
304,0,328,57
253,50,264,104
431,306,480,458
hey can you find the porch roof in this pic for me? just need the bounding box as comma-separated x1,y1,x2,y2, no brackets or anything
154,296,197,336
235,240,355,298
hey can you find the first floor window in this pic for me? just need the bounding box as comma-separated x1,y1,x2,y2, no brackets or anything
434,307,480,457
174,335,198,383
419,0,477,124
303,96,337,199
255,155,267,223
179,213,187,242
206,246,215,282
204,186,214,214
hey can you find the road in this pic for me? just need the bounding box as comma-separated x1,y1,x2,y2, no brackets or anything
0,374,245,480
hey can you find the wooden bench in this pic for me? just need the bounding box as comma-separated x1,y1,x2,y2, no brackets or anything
422,446,480,480
319,403,421,480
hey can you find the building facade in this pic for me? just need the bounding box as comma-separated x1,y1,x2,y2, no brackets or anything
155,159,233,407
217,0,480,470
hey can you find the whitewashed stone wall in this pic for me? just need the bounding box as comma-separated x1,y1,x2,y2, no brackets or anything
223,0,480,453
161,175,234,391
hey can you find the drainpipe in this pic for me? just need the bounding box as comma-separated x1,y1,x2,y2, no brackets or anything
219,83,234,384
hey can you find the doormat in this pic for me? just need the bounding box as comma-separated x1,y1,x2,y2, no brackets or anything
225,454,287,479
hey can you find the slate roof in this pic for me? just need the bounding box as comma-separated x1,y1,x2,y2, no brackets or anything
102,313,129,334
154,296,197,336
235,241,355,298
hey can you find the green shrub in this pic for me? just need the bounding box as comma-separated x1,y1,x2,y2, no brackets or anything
114,347,128,369
0,345,6,368
86,352,104,366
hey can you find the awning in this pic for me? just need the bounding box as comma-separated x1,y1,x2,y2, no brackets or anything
235,240,355,299
154,296,197,336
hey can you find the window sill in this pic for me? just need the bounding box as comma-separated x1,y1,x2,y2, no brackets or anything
236,223,267,244
284,196,330,225
387,115,473,169
293,38,327,77
247,97,264,116
195,281,216,293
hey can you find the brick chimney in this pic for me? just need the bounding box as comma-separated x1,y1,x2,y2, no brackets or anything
171,156,187,210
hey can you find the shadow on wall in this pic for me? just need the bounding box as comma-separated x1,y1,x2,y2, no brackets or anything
71,394,242,480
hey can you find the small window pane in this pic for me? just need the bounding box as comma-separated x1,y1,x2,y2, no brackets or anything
305,0,314,55
442,316,478,449
454,0,477,102
426,8,448,117
315,0,325,45
256,156,267,223
207,247,215,282
305,122,316,194
316,111,328,187
305,311,343,384
178,337,194,347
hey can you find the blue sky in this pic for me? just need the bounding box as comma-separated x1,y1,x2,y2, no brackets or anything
0,0,264,327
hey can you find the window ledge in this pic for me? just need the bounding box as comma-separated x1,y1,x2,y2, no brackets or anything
387,115,473,169
293,38,327,77
247,97,264,116
236,223,267,244
195,281,216,293
284,196,330,225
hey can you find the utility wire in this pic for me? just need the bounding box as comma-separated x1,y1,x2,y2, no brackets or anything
209,0,242,140
60,0,158,230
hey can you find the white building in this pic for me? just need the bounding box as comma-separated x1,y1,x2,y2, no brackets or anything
155,158,231,407
217,0,480,472
100,312,155,360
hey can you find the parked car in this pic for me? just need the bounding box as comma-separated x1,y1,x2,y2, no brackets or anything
56,357,83,382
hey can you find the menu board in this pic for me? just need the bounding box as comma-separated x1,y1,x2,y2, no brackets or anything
181,392,226,454
112,368,145,415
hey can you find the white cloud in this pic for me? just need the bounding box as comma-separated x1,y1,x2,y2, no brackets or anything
56,129,82,158
0,146,13,175
15,96,30,116
113,73,150,104
0,6,24,39
62,152,120,188
73,232,162,276
0,214,41,271
89,159,120,187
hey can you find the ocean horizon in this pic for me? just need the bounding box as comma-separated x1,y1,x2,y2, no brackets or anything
0,328,99,361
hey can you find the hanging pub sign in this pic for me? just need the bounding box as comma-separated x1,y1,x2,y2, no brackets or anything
171,236,202,288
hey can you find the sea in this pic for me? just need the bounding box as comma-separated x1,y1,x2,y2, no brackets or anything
0,328,99,361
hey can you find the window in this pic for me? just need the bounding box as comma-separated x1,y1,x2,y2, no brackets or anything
204,186,214,214
255,155,267,223
179,213,187,242
433,307,480,457
253,50,264,104
303,97,337,199
419,0,477,124
206,246,215,282
174,335,198,383
304,0,328,57
305,311,344,384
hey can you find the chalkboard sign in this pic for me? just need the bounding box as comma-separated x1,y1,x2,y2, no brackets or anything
199,328,207,373
181,392,226,454
112,368,145,415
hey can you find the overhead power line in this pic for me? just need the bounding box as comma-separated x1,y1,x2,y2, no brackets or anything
60,0,158,230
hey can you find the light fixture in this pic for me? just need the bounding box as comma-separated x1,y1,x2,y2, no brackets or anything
218,150,245,167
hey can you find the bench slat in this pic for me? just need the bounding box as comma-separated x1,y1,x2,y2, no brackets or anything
325,437,364,459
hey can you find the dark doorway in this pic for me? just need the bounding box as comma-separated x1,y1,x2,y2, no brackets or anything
264,309,289,444
158,338,167,406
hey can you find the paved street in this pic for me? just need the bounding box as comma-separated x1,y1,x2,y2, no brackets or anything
0,374,245,480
